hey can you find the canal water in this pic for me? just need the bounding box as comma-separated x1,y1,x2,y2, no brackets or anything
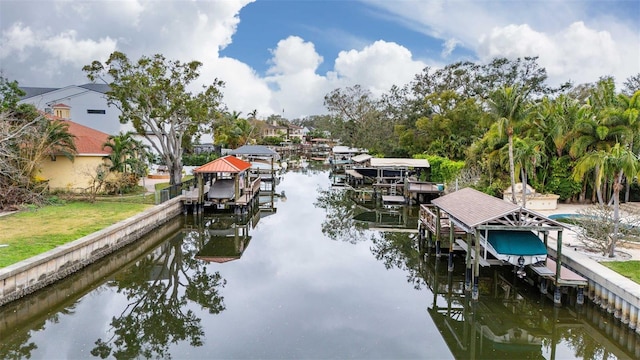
1,166,639,359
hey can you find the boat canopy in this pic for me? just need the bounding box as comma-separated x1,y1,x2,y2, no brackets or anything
486,230,547,256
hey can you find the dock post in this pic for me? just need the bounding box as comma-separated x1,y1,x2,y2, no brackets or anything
577,286,584,305
465,234,472,290
447,225,454,272
472,230,480,301
435,209,442,256
554,287,562,306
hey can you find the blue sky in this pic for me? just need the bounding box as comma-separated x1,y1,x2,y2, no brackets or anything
1,0,638,119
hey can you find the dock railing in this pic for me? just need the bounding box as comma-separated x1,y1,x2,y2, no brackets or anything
156,178,196,204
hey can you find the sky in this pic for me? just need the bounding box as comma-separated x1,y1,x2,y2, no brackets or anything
1,0,639,120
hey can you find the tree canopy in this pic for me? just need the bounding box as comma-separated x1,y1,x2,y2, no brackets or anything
83,52,225,185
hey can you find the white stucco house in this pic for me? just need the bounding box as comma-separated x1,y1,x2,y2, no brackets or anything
19,84,164,157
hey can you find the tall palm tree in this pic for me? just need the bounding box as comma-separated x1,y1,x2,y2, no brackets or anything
573,143,640,257
488,85,529,204
614,91,640,201
570,79,631,204
513,136,546,207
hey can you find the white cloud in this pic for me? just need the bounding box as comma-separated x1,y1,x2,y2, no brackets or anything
441,38,459,58
477,21,635,86
42,30,117,67
332,40,425,97
267,36,324,75
0,23,36,60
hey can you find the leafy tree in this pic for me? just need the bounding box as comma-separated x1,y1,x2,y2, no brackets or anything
623,73,640,96
84,52,224,185
324,85,390,152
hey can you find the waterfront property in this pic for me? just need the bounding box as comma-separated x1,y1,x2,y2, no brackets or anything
419,187,586,305
344,157,443,205
1,169,639,358
189,155,261,213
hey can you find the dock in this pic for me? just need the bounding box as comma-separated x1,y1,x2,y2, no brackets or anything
418,187,579,306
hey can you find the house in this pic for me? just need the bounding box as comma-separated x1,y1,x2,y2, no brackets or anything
261,120,288,139
20,84,124,135
38,118,111,192
287,124,305,143
19,84,161,156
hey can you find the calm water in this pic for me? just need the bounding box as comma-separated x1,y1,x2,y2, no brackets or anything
1,166,638,359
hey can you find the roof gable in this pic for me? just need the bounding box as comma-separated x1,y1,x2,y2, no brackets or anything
194,155,251,173
432,187,565,231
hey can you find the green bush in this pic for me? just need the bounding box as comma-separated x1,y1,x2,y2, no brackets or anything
182,153,219,166
413,154,464,183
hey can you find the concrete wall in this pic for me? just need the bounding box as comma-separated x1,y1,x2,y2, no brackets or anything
549,247,640,333
0,197,183,307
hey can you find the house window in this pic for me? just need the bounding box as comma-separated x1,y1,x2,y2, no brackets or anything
87,109,106,114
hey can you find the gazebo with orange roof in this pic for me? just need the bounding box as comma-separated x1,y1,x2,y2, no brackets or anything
192,155,261,212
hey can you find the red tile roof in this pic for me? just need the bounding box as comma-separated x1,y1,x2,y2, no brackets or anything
59,119,111,156
41,111,110,156
194,155,251,173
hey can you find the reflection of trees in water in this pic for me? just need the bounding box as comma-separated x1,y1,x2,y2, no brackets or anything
370,231,426,290
314,187,370,244
91,229,226,359
315,186,425,288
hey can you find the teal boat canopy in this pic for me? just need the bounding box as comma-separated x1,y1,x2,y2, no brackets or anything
486,230,547,256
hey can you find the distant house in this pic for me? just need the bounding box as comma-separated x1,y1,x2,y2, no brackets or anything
39,118,111,192
261,120,288,139
19,84,161,156
287,124,305,143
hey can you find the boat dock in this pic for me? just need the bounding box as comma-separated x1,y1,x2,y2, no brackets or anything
418,187,583,306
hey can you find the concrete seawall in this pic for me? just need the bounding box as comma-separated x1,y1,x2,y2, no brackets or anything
0,196,183,307
548,245,640,333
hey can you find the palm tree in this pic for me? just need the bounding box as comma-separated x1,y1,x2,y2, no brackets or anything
488,85,529,204
573,143,640,257
103,131,150,175
20,118,76,187
512,136,546,207
614,90,640,201
570,79,631,204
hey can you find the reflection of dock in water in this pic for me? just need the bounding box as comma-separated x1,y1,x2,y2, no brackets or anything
420,251,639,359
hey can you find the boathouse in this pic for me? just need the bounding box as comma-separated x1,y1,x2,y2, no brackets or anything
191,155,261,213
419,187,586,305
229,145,281,191
347,157,442,205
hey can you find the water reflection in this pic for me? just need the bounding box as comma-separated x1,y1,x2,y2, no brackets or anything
0,169,638,359
91,221,228,358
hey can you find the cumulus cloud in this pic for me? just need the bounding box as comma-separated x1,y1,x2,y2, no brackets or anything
332,40,425,97
477,21,633,86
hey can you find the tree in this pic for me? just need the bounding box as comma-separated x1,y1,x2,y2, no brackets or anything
84,52,224,185
573,143,640,257
574,204,640,258
512,136,546,207
324,85,388,152
487,85,530,204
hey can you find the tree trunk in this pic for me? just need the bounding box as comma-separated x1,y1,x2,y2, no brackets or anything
521,168,527,208
508,134,517,204
609,174,624,258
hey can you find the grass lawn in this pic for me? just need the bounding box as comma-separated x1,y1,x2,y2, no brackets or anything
601,261,640,283
0,200,153,268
